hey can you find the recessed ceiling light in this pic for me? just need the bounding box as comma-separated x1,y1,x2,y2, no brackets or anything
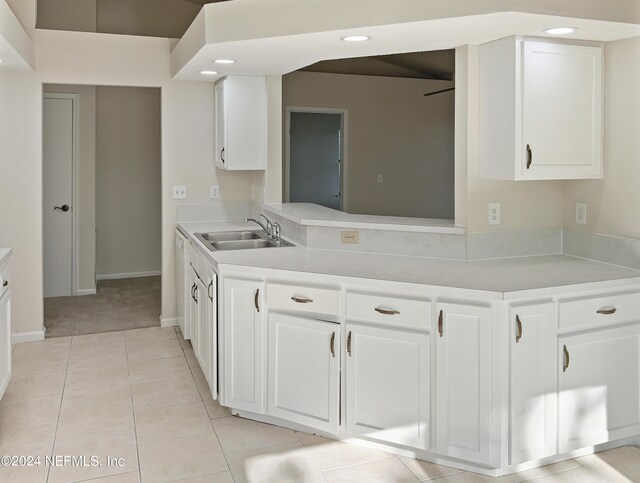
341,35,371,42
200,70,218,75
543,27,577,35
0,59,4,63
213,59,235,64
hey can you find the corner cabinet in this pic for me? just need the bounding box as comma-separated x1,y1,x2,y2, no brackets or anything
214,76,267,171
479,36,603,180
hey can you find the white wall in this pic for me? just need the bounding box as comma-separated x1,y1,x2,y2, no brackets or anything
563,36,640,240
283,71,455,219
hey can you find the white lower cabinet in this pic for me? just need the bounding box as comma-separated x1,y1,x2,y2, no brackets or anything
0,291,11,400
267,313,340,433
195,275,208,379
436,303,492,465
558,323,640,453
188,267,198,346
206,266,218,399
223,277,265,413
510,303,557,465
345,323,430,449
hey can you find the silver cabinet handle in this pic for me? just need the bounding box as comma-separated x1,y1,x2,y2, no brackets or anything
563,345,570,373
374,307,399,315
330,332,335,358
220,147,225,163
526,144,532,169
208,281,214,302
254,289,260,312
438,310,444,337
347,331,352,357
597,307,617,315
516,315,523,343
291,296,313,304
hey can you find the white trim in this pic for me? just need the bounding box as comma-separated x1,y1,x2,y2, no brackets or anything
160,317,178,327
43,92,82,297
96,270,161,281
12,330,46,344
285,106,349,212
75,288,97,296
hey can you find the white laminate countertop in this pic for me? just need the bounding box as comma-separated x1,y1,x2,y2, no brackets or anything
263,203,467,235
178,222,640,299
0,248,12,267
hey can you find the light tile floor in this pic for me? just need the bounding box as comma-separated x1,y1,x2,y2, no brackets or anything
2,327,639,482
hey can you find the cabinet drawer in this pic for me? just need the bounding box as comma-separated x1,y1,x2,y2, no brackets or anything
346,293,431,329
559,291,640,330
267,283,340,316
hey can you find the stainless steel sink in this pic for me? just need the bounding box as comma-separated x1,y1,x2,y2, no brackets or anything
195,231,293,251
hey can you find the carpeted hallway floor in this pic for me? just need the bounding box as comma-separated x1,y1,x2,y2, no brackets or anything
44,276,161,338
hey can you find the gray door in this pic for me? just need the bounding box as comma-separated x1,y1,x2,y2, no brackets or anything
289,112,342,210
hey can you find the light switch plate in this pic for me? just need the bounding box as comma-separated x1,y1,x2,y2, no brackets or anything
341,231,360,244
488,203,501,225
377,174,383,184
576,202,587,225
210,185,220,199
173,185,187,199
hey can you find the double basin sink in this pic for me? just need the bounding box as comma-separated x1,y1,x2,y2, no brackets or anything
195,231,293,251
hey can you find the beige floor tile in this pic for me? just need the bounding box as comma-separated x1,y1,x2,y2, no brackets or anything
73,331,125,345
48,432,139,483
134,401,210,443
324,457,419,482
12,337,71,356
131,375,200,410
508,459,582,482
66,358,130,384
0,394,61,430
138,430,228,483
580,446,640,469
575,447,640,483
213,416,299,455
2,373,65,401
0,422,57,458
399,455,463,481
294,432,396,472
204,397,232,420
225,442,323,483
70,338,127,358
10,350,69,377
129,356,191,384
428,472,514,482
519,466,620,483
126,338,183,362
57,400,135,442
76,471,140,482
0,463,49,483
67,351,129,373
183,347,198,368
125,326,177,343
62,377,131,410
172,471,234,482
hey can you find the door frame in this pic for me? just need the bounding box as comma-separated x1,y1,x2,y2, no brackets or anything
42,92,81,296
284,106,348,212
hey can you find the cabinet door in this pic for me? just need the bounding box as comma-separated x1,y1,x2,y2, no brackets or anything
559,323,640,453
510,303,557,465
346,324,430,449
436,303,491,464
207,268,218,400
196,277,208,381
188,268,198,349
214,80,226,167
175,232,187,337
267,313,340,433
521,41,602,179
0,292,10,400
223,277,264,413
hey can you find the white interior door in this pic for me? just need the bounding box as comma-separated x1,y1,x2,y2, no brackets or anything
43,96,74,298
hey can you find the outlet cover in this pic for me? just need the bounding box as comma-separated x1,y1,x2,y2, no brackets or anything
210,185,220,199
488,203,501,225
341,230,360,244
576,202,587,225
376,174,383,184
173,185,187,199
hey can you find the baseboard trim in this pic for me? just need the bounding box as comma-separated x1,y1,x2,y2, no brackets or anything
12,330,46,344
75,288,96,296
160,317,178,327
96,271,161,281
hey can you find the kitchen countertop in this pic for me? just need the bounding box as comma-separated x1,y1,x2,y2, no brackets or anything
0,248,12,267
178,222,640,299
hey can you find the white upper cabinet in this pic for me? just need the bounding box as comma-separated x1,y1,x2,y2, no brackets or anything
479,36,603,180
214,76,267,171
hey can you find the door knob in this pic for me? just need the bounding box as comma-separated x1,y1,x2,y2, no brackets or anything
54,205,70,212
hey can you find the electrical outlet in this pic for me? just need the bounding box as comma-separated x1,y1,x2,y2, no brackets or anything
173,185,187,199
576,202,587,225
341,231,360,244
210,185,219,199
377,174,383,184
488,203,501,225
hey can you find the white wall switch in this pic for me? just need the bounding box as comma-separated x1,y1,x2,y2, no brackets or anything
210,185,220,199
576,202,587,225
173,185,187,199
341,231,360,244
376,174,383,184
488,203,501,225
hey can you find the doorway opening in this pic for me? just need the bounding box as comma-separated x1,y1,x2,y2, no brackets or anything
285,107,347,211
42,85,162,338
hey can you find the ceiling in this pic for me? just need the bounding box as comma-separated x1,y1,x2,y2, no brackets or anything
300,50,455,81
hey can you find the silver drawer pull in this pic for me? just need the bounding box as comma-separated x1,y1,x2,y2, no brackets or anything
291,296,313,304
597,307,617,315
375,307,400,316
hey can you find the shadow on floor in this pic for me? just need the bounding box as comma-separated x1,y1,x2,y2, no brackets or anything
44,276,161,338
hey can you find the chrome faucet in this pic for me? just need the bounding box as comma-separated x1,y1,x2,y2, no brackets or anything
245,213,282,242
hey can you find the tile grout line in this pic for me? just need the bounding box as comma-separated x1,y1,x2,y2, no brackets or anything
124,330,144,483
